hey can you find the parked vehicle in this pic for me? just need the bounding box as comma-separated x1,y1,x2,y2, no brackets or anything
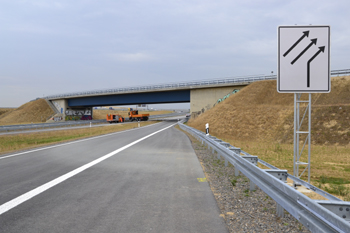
128,110,149,121
106,114,124,123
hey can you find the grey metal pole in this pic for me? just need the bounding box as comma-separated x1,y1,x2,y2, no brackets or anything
308,93,311,183
293,94,297,180
296,94,300,179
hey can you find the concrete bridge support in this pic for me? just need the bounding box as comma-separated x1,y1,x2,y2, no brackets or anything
190,85,245,114
50,99,93,121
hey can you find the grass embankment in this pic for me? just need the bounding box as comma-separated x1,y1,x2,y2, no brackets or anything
0,121,157,156
0,108,14,116
0,99,55,125
188,76,350,200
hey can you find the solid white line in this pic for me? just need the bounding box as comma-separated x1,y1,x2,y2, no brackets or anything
0,123,176,216
0,122,162,161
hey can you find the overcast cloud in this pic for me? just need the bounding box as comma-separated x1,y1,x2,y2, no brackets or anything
1,0,349,107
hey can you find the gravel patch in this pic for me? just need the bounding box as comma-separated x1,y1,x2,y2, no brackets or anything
185,132,310,233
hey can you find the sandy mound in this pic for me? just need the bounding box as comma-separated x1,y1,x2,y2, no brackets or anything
0,99,55,125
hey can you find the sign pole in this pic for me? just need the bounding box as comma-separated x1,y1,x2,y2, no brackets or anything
279,25,330,185
293,94,297,181
308,93,311,183
293,93,311,186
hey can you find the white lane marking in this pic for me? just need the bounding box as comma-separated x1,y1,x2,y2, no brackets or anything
0,123,176,216
0,122,162,161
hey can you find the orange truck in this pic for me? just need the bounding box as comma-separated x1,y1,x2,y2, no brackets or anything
106,114,125,123
128,110,149,121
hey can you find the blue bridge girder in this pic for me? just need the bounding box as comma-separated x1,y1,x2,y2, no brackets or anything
68,90,190,107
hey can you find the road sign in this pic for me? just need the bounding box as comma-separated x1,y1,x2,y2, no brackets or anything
278,25,330,93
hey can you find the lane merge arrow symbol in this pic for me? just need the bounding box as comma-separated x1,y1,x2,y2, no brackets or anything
291,38,317,65
283,31,309,57
278,25,330,93
307,46,325,87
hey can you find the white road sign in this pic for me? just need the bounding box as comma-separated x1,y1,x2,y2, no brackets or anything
278,25,330,93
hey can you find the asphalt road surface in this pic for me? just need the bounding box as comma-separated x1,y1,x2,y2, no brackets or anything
0,122,228,233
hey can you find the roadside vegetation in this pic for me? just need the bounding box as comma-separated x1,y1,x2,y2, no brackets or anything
0,121,157,156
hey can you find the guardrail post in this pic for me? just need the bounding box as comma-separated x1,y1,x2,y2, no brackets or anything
276,203,284,218
249,180,256,191
225,159,228,167
234,165,240,177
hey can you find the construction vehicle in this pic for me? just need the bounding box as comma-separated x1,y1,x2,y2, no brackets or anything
128,110,149,121
106,114,125,123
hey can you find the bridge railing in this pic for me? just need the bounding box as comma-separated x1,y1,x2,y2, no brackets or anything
44,69,350,100
178,121,350,233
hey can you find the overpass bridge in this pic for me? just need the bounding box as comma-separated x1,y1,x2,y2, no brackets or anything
44,69,350,121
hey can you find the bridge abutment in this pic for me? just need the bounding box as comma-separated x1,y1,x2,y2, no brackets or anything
190,85,245,114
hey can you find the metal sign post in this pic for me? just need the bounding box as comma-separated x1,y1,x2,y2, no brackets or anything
294,93,311,184
278,25,330,184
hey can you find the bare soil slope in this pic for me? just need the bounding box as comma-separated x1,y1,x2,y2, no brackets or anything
0,99,55,125
188,76,350,145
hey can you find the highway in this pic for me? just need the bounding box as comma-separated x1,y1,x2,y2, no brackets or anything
0,122,228,233
0,112,188,135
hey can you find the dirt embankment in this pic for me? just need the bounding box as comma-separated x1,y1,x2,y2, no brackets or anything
0,108,15,118
0,99,174,125
0,99,55,125
188,76,350,146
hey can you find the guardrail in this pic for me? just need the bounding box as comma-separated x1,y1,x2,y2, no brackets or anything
178,122,350,233
43,69,350,100
0,120,107,133
331,69,350,76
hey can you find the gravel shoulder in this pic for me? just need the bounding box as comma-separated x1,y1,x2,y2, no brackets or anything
181,128,310,233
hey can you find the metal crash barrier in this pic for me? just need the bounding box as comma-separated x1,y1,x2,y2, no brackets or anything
178,122,350,233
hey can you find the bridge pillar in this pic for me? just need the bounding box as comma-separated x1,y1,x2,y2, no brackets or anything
50,99,93,121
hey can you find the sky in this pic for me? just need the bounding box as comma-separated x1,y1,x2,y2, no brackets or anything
1,0,349,108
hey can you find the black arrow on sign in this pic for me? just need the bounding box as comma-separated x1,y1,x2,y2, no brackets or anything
291,38,317,65
307,46,325,87
283,31,309,57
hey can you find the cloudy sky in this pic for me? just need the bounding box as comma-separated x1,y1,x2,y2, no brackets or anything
1,0,349,108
